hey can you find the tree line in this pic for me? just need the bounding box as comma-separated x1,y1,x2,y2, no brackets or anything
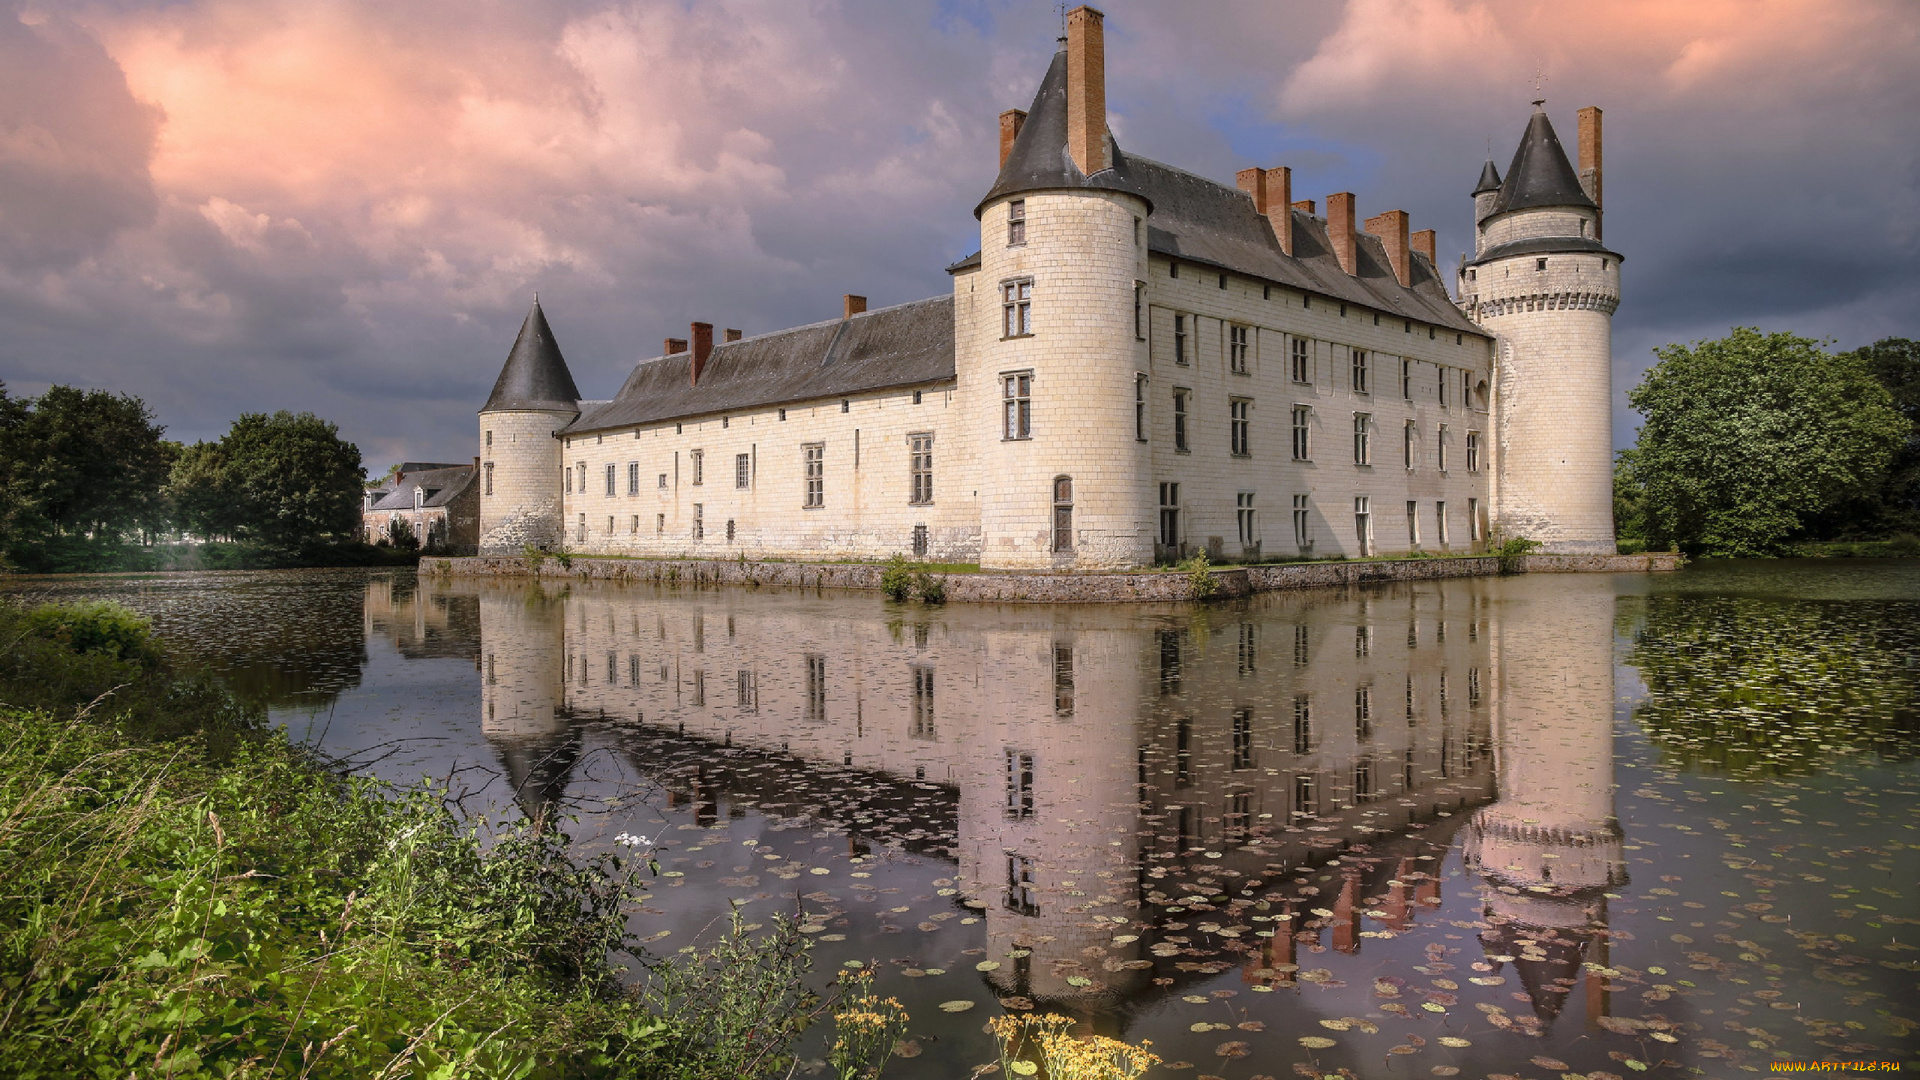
0,382,371,572
1616,332,1918,558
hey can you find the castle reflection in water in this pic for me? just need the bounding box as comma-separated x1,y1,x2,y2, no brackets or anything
368,572,1626,1030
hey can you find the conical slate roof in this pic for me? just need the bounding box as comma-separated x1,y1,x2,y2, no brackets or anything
974,44,1150,217
482,298,581,414
1473,159,1502,195
1490,106,1594,215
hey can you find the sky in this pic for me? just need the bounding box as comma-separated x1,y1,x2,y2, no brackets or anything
3,0,1916,469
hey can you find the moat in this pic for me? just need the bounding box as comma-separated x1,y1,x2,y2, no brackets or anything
7,562,1916,1076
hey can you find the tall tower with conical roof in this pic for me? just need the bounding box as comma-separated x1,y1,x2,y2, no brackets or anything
958,5,1154,569
1460,105,1619,553
479,299,581,554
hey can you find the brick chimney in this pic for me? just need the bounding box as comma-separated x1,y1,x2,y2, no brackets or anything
1411,228,1436,267
843,294,866,319
1327,192,1358,276
1292,198,1316,215
1364,209,1410,287
1066,6,1109,177
664,338,688,355
1577,105,1603,236
724,328,742,343
689,322,714,385
999,109,1027,168
1236,165,1294,256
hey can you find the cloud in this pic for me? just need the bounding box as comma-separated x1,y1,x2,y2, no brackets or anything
0,0,1916,466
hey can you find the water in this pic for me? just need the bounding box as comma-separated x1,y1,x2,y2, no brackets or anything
7,562,1916,1076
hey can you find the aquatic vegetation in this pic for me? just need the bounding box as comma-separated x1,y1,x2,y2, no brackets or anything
988,1014,1158,1080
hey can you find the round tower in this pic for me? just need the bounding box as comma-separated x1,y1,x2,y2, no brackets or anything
1460,104,1620,554
479,298,581,555
962,7,1153,570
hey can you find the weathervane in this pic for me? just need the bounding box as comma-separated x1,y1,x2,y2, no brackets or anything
1532,64,1548,107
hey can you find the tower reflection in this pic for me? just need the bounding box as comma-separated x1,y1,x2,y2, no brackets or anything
432,571,1619,1028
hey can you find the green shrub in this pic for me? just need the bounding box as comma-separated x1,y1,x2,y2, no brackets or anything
1179,552,1218,600
524,542,550,571
880,556,913,601
1494,534,1541,574
913,572,946,604
18,600,158,664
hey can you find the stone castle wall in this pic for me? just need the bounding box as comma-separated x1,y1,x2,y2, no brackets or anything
480,409,574,555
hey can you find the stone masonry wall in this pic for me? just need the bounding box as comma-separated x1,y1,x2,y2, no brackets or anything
479,409,574,554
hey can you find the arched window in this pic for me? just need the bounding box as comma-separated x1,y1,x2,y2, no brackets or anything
1051,476,1073,552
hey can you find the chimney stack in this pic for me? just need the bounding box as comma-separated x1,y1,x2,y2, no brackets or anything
1327,192,1358,276
664,338,688,355
1236,165,1295,256
1292,198,1316,216
725,328,742,343
843,294,866,319
999,109,1027,168
1364,209,1411,287
689,322,714,385
1577,105,1603,236
1065,6,1110,177
1411,228,1436,267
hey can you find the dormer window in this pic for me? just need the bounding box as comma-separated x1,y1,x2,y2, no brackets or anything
1007,199,1026,246
412,486,424,512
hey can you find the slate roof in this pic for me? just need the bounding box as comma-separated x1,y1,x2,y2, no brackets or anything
1468,234,1618,268
975,45,1150,218
1489,106,1595,215
1473,159,1503,196
368,464,475,511
562,296,955,436
483,299,582,414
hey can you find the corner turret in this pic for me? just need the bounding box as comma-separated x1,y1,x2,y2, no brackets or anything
479,298,581,554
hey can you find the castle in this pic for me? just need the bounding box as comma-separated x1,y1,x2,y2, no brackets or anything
477,7,1619,569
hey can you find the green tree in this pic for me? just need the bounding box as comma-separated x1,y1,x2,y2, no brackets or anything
165,439,243,541
1626,327,1907,556
0,384,172,559
1830,337,1920,535
220,411,366,552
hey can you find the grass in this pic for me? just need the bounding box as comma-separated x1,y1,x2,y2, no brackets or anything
0,599,899,1078
1797,533,1920,558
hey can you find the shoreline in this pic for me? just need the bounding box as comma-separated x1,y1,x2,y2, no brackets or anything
424,551,1684,603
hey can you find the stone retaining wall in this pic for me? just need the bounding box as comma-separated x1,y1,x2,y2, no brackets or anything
427,551,1680,604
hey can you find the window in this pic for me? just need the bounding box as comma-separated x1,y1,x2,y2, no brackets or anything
656,513,665,534
804,654,826,721
605,515,613,535
1469,666,1482,707
1351,348,1369,393
627,461,640,495
1229,324,1249,373
1292,694,1312,753
1053,645,1074,716
735,453,751,489
913,389,923,405
1135,374,1148,441
1174,717,1191,784
1404,420,1416,469
1402,357,1413,399
564,464,572,494
1051,476,1073,552
1407,500,1420,546
1355,686,1373,740
658,472,668,490
1225,789,1253,845
1437,424,1449,471
485,430,493,449
1291,337,1311,383
692,503,703,542
690,450,703,485
1134,282,1145,339
803,443,824,508
1438,367,1448,407
1463,370,1474,408
778,408,786,421
1353,413,1371,465
1292,773,1316,821
726,518,735,542
1218,272,1228,290
1173,314,1188,365
1001,279,1032,337
1160,630,1183,695
1158,482,1180,548
630,514,639,535
1354,757,1377,802
1002,372,1032,439
1468,497,1482,542
604,463,615,496
1536,257,1548,271
1354,495,1372,555
576,512,586,543
1005,749,1035,819
911,665,936,739
1293,624,1309,666
1466,430,1481,472
1007,198,1026,245
840,399,849,414
1236,492,1256,545
1232,709,1254,770
1355,623,1371,657
1237,622,1256,676
1173,390,1190,451
1292,494,1310,550
483,461,493,495
736,669,757,709
909,433,934,505
1005,855,1039,916
1230,398,1251,456
1436,501,1449,546
911,523,928,556
1291,405,1311,461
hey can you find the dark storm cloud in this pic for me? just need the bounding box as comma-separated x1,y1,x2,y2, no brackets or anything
0,0,1915,466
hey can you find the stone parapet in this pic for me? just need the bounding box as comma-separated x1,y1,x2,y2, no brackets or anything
428,551,1678,603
